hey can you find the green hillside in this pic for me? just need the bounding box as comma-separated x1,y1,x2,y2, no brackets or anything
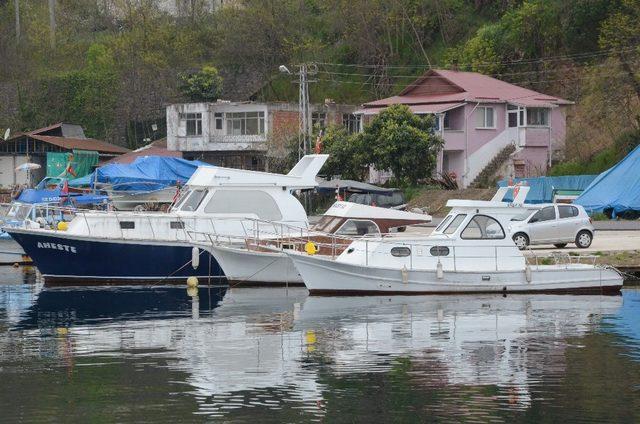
0,0,639,161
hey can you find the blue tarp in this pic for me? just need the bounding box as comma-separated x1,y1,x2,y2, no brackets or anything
575,145,640,215
69,156,212,191
497,175,597,204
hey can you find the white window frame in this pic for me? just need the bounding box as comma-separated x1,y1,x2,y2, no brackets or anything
526,107,550,127
225,111,266,136
475,107,496,129
180,113,203,136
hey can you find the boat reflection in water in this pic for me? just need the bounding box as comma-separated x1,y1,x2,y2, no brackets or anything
7,286,625,418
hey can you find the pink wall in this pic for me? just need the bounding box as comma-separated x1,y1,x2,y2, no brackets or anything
524,127,550,147
515,146,549,176
550,106,567,152
463,103,506,156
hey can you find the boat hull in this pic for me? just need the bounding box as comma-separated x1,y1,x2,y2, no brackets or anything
206,244,304,285
288,253,623,295
6,229,224,285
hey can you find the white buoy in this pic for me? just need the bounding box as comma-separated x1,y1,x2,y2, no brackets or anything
191,247,200,269
525,265,532,283
436,261,444,279
187,276,199,288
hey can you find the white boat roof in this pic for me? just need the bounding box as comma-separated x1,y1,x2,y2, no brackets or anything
186,154,329,190
323,201,432,222
446,186,540,210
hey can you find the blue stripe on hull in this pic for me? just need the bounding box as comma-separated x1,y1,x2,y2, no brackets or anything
7,231,225,283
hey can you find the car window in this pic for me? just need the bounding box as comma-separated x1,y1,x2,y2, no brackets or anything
530,206,556,223
558,205,579,218
443,214,467,234
461,215,505,239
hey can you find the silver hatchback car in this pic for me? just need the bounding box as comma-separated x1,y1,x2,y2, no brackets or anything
508,204,595,249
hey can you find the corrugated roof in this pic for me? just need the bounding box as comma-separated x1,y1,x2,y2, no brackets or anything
29,135,129,154
355,102,465,116
363,69,572,108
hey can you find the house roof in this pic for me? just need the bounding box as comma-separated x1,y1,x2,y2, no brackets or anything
28,134,130,154
356,102,465,116
105,139,181,164
362,69,572,109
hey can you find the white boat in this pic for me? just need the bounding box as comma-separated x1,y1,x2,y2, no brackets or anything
285,203,623,295
4,155,328,284
198,201,432,285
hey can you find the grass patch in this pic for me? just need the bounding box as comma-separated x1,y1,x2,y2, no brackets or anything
591,212,610,221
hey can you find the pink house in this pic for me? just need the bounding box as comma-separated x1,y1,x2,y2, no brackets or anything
358,69,573,187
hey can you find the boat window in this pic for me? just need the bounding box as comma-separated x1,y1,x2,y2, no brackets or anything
203,190,283,221
312,216,343,232
119,221,135,229
460,215,505,239
170,221,185,229
173,188,192,209
335,219,381,236
529,206,556,223
435,214,453,232
443,214,467,234
430,246,450,256
391,246,411,257
558,205,579,219
180,189,208,212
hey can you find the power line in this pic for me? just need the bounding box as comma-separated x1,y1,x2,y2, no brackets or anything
315,56,640,80
314,67,640,89
315,46,640,70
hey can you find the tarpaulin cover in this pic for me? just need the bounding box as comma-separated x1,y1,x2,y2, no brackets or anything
69,156,211,191
497,175,597,204
46,150,99,178
575,144,640,214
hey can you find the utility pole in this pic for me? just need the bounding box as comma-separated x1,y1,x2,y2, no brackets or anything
296,63,317,159
48,0,56,49
14,0,20,45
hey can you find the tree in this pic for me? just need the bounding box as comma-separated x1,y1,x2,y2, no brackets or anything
178,66,223,102
364,104,443,185
321,126,368,180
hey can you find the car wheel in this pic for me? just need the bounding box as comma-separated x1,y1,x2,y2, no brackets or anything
512,233,529,250
553,243,567,249
575,230,592,248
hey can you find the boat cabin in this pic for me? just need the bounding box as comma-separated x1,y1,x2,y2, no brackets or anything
313,201,432,236
338,208,525,272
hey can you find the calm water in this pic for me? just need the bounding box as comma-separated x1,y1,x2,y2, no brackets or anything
0,267,639,423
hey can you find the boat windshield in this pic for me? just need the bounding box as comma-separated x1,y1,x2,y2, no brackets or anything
313,216,343,233
434,214,453,232
180,189,208,212
443,214,467,235
6,203,33,221
335,219,381,236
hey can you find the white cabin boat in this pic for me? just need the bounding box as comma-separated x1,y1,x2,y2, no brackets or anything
286,204,623,295
198,201,432,285
4,155,328,284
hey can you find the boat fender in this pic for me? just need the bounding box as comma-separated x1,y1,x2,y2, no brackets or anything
191,247,200,269
525,265,532,283
187,276,199,288
305,241,318,255
57,221,68,231
401,266,409,284
436,261,444,279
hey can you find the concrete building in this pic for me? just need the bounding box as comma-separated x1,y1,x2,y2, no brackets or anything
358,69,573,187
166,101,358,170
